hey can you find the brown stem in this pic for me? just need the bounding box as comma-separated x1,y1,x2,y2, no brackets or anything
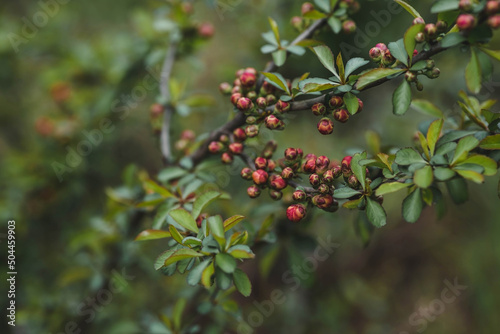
160,41,178,165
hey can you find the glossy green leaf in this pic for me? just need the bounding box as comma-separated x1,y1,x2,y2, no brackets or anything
333,187,363,199
455,169,484,184
414,165,434,188
328,16,342,34
356,68,405,90
227,245,255,259
427,119,444,156
169,225,184,245
479,134,500,150
192,191,221,221
478,47,500,62
215,253,237,274
446,177,469,204
144,179,174,198
351,152,368,190
388,39,408,66
163,249,203,268
187,260,211,286
344,91,360,115
201,262,214,288
405,24,425,63
261,72,290,94
393,80,412,115
431,0,460,14
402,188,423,223
170,208,199,234
312,45,340,80
395,148,425,165
272,49,287,67
268,17,280,46
434,167,456,181
375,182,411,196
451,135,480,165
208,216,225,248
135,229,171,241
395,0,423,18
233,269,252,297
441,32,467,48
465,48,482,94
344,57,369,78
336,53,345,82
223,215,245,232
366,197,387,228
458,155,498,176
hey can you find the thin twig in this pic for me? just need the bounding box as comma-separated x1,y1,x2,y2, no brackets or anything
160,41,178,165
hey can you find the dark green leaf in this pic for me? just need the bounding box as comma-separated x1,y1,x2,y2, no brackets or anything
479,134,500,150
351,152,367,190
414,165,434,188
393,80,412,115
262,72,290,94
402,188,424,223
311,45,340,80
356,68,405,90
431,0,460,14
441,32,467,48
388,39,408,66
192,191,221,221
215,253,237,274
135,229,171,241
366,197,387,228
333,187,363,199
187,260,211,286
465,48,482,94
233,269,252,297
446,177,469,204
395,148,425,165
395,0,423,18
344,92,360,115
170,208,199,234
344,58,369,78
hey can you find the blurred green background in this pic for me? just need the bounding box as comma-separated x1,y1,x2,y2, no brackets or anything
1,0,500,333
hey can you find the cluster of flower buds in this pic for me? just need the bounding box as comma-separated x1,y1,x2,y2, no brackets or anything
291,1,359,34
369,43,396,67
411,18,448,43
404,59,439,91
456,0,500,30
208,127,248,164
311,95,363,134
175,130,196,153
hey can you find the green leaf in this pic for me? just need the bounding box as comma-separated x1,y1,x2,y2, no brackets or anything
287,45,306,56
356,68,405,90
155,250,175,270
344,92,360,115
388,39,408,66
431,0,460,14
333,187,363,199
268,17,280,46
208,216,225,248
414,165,434,188
366,197,387,228
187,260,211,286
303,9,328,19
261,44,278,54
344,57,369,78
135,229,171,241
405,24,425,63
365,131,381,154
172,298,186,331
402,188,424,223
169,225,184,245
451,135,480,165
446,177,469,204
478,47,500,62
441,32,467,48
393,80,412,116
227,245,255,259
315,0,331,12
192,191,221,220
427,119,444,156
465,48,482,94
375,182,411,196
144,179,174,198
434,167,456,181
336,53,345,82
455,169,484,184
169,208,199,234
311,45,340,80
262,31,278,46
183,94,216,107
327,16,342,34
410,61,428,71
215,268,232,290
394,0,423,18
215,253,237,274
158,167,187,182
164,249,203,268
261,72,290,94
223,215,245,232
411,100,444,118
437,130,477,146
458,155,498,176
201,262,214,288
300,77,339,93
479,134,500,150
233,269,252,297
272,49,287,67
395,148,425,165
351,152,367,190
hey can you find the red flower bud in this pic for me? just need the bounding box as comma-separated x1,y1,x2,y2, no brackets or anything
219,134,229,143
333,108,350,123
342,20,357,34
198,22,215,38
413,17,425,25
267,159,277,171
357,98,364,112
275,100,291,113
348,174,360,188
286,204,307,222
240,72,256,88
313,194,335,210
292,190,307,202
318,184,330,194
303,158,317,173
281,167,294,179
291,16,303,31
252,169,269,185
369,47,383,62
317,117,334,135
252,158,267,171
459,0,472,11
231,93,242,106
245,125,259,137
241,167,253,180
219,82,232,95
229,142,244,155
256,97,267,109
301,2,315,15
180,130,195,141
265,115,285,130
424,23,438,40
382,50,395,66
488,15,500,29
486,1,500,15
237,97,254,111
270,175,287,190
322,169,335,183
245,67,257,75
269,189,283,201
415,32,426,43
436,20,448,33
232,86,241,94
233,128,247,142
247,185,261,198
285,148,298,161
150,103,163,118
311,103,326,116
456,14,476,31
329,96,344,109
221,152,233,164
309,173,321,187
341,156,352,173
316,156,330,169
208,141,224,153
375,43,388,51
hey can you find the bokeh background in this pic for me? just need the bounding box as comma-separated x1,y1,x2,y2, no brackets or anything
1,0,500,333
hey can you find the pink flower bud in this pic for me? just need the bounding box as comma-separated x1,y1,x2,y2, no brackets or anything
311,103,326,116
292,189,307,202
486,1,500,15
333,108,350,123
415,32,426,43
424,23,438,39
341,156,352,173
291,16,303,31
459,0,472,11
256,97,267,109
231,93,242,106
284,148,298,161
267,159,277,171
198,22,215,38
208,141,224,153
270,175,287,190
275,100,291,113
221,152,233,164
457,14,476,31
245,125,259,138
348,174,360,188
281,167,294,179
240,72,256,88
269,189,283,200
229,142,244,155
303,158,317,173
247,185,261,198
150,103,164,118
369,47,383,62
413,17,425,25
342,20,357,34
301,2,315,15
241,167,253,180
375,43,388,51
255,157,268,170
265,115,284,130
233,128,247,142
488,15,500,29
309,173,321,187
329,96,344,109
219,82,232,95
236,97,254,111
286,204,306,222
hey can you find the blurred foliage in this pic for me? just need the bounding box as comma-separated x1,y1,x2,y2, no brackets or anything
1,0,500,333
